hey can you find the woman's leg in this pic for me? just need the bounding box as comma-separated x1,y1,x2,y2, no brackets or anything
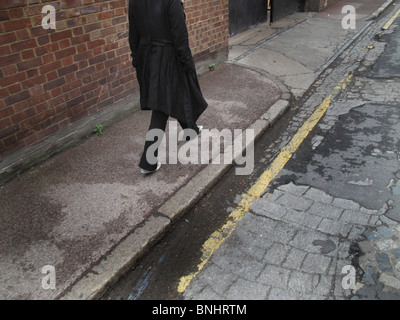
177,120,201,141
178,120,199,134
139,110,169,171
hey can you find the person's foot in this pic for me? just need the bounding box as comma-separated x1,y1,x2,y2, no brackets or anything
140,162,161,174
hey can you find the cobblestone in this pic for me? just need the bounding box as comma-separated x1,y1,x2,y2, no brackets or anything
183,175,400,300
332,198,361,211
308,202,343,220
277,182,309,196
263,242,288,265
354,222,400,299
376,226,395,239
184,182,393,300
275,193,314,212
303,187,334,204
317,218,352,237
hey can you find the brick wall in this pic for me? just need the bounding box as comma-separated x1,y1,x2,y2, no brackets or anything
0,0,229,181
185,0,229,60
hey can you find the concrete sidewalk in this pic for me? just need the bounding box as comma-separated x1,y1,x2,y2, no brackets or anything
230,0,393,98
0,0,392,300
0,63,284,300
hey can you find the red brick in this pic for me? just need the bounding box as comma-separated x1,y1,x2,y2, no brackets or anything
0,106,15,119
0,32,17,46
73,50,93,62
80,5,100,15
20,49,35,60
89,53,106,66
3,135,18,148
110,0,125,8
6,0,26,9
112,16,126,25
8,83,22,94
62,79,82,93
5,90,31,106
72,26,84,36
24,4,44,16
79,81,97,94
0,45,11,56
76,65,95,79
17,57,42,72
42,53,55,64
0,71,26,88
15,29,30,41
11,39,37,53
71,34,90,45
43,77,66,92
101,26,117,37
3,18,31,32
35,42,59,56
36,24,57,36
62,56,74,67
50,30,73,42
37,35,50,46
45,70,58,81
84,22,102,33
66,95,85,109
60,0,82,9
26,91,51,107
54,47,76,60
21,74,46,90
0,10,10,21
29,84,44,96
77,43,87,52
57,64,78,77
87,39,105,49
58,38,71,49
99,11,114,20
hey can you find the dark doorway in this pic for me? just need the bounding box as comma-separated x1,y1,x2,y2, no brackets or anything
271,0,300,22
229,0,268,35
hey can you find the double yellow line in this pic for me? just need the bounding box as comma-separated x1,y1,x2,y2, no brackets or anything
177,74,353,294
382,7,400,30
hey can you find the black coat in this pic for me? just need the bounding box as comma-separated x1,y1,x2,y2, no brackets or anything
128,0,208,128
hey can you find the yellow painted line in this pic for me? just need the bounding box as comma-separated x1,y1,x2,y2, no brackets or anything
382,7,400,30
177,74,353,294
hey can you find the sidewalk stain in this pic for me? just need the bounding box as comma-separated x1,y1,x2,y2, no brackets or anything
177,73,353,294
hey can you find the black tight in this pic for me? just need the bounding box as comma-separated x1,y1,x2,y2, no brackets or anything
139,110,199,171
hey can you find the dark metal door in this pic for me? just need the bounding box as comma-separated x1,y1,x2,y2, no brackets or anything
271,0,299,22
229,0,268,35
